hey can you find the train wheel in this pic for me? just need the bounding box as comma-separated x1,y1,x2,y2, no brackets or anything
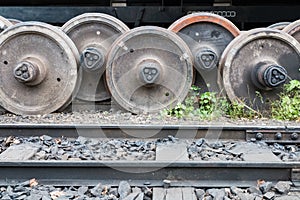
0,22,80,115
168,13,240,93
220,28,300,112
106,26,193,114
62,13,130,102
0,16,12,32
268,22,290,30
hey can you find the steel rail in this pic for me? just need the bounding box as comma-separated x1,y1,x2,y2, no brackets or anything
0,123,297,139
0,160,299,187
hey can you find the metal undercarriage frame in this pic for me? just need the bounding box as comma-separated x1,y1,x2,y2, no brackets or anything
0,6,299,29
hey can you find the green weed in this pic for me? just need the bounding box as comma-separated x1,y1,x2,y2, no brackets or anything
271,80,300,121
163,81,300,121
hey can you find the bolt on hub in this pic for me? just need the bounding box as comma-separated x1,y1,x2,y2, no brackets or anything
139,60,161,85
14,61,38,84
81,47,104,71
196,49,218,71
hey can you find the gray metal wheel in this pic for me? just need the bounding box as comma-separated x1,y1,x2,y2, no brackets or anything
0,22,80,115
220,28,300,112
106,26,194,114
62,13,130,102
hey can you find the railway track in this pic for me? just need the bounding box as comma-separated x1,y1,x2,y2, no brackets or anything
0,125,299,184
0,134,299,199
0,113,298,199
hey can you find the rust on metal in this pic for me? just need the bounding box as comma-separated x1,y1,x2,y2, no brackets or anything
169,13,240,37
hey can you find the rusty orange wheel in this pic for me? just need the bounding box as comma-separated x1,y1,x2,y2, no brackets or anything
169,13,240,94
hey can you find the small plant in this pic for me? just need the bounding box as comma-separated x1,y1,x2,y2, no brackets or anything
161,86,200,118
226,101,245,118
161,85,263,119
164,103,186,118
225,100,258,119
271,80,300,121
162,86,229,119
195,91,218,119
160,79,300,120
